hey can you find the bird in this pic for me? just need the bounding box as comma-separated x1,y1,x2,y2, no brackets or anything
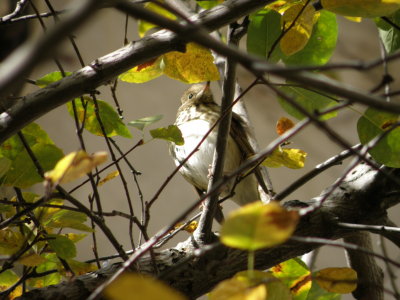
169,82,261,211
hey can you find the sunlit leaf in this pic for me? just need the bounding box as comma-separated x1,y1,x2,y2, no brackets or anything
320,0,400,18
138,2,177,37
44,150,107,185
196,0,223,9
210,270,292,300
278,85,338,120
128,114,164,131
45,209,93,232
282,11,338,66
0,270,21,299
306,280,340,299
0,270,19,286
36,71,72,88
119,57,163,83
247,9,283,62
271,258,311,300
262,146,307,169
220,202,299,250
67,97,132,138
345,16,362,22
163,43,220,83
65,233,87,243
18,253,47,267
316,268,357,294
357,108,400,167
280,3,318,56
104,273,187,300
66,259,97,276
150,125,184,145
0,123,64,188
47,234,76,259
98,170,120,186
276,117,295,135
174,221,198,233
27,254,61,288
209,277,267,300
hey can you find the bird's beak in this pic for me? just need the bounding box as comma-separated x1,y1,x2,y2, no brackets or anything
198,81,210,98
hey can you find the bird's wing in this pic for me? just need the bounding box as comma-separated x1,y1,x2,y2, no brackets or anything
230,113,271,195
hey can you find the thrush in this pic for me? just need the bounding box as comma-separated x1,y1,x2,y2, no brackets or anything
169,83,260,208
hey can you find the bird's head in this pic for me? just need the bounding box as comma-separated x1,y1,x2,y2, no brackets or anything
180,82,214,105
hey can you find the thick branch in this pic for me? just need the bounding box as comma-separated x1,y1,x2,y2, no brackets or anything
4,0,400,145
344,232,384,300
16,162,400,300
0,0,272,144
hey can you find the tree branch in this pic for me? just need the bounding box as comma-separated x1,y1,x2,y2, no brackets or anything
0,0,273,144
15,161,400,300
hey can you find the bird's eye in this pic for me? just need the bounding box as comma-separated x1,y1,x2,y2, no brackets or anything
188,93,194,100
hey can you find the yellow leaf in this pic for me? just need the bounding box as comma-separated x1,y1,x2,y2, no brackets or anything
138,2,177,37
66,259,97,276
321,0,400,18
104,273,187,300
316,267,357,294
98,170,120,186
262,147,307,169
344,16,362,22
220,202,299,250
65,233,87,243
1,286,22,300
266,1,288,12
280,3,319,56
44,150,108,185
0,229,24,255
210,270,293,300
184,221,198,233
209,277,267,300
276,117,295,135
18,253,47,267
174,221,198,233
119,57,163,83
163,43,220,83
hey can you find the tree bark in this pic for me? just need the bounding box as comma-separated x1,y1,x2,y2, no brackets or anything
16,161,400,300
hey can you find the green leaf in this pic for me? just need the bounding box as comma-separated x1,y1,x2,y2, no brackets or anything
0,269,19,286
307,279,341,300
128,114,164,131
67,97,132,138
278,85,338,120
138,2,177,37
220,202,299,251
282,11,338,66
272,258,311,300
376,11,400,54
150,125,184,145
196,0,222,9
0,123,63,187
45,210,93,232
357,108,400,167
119,57,163,83
36,71,72,88
1,123,55,161
47,234,76,259
27,253,61,288
1,143,64,188
247,9,283,63
0,156,11,177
